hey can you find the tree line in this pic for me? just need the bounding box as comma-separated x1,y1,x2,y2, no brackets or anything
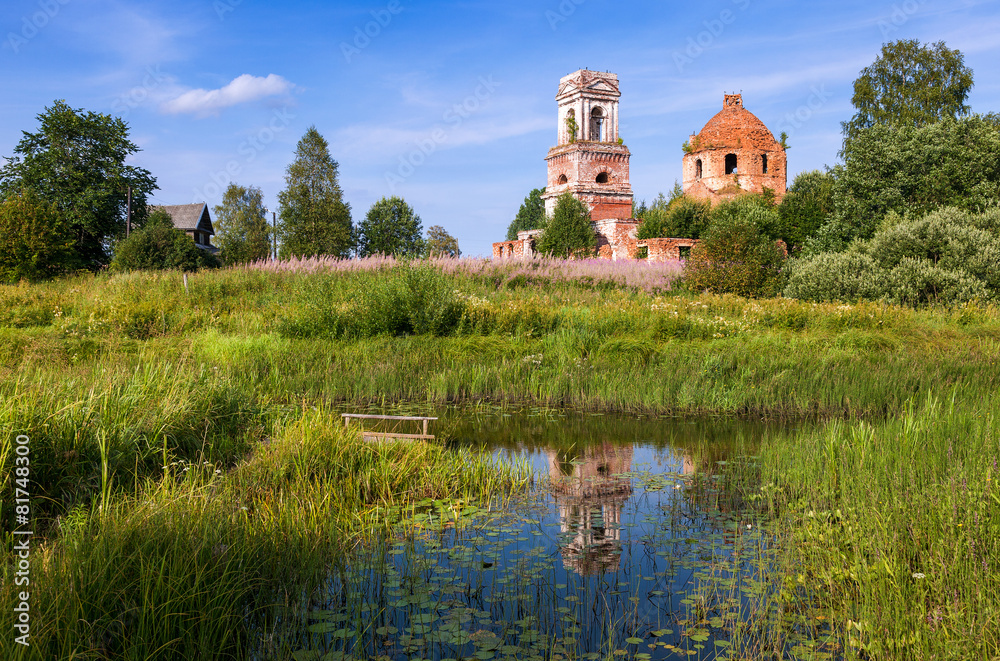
0,114,461,282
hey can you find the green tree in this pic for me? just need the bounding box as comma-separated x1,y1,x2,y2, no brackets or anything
277,126,353,258
0,100,157,270
356,196,425,257
842,40,974,149
777,170,836,254
506,188,547,241
814,116,1000,252
536,193,596,258
637,193,711,240
213,184,271,265
0,189,76,282
685,198,786,298
110,209,220,273
425,225,460,257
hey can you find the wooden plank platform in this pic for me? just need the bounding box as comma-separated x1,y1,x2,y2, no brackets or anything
361,432,436,442
343,413,438,441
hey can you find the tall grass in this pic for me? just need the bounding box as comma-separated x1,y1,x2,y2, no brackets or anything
1,408,529,660
723,394,1000,659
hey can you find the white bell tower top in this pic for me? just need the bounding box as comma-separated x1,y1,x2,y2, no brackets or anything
555,70,621,145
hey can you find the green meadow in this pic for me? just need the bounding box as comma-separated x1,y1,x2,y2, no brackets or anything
2,259,999,659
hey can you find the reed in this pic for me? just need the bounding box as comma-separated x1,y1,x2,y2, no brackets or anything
720,394,1000,659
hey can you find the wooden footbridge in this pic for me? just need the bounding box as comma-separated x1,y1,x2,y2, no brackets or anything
342,413,438,442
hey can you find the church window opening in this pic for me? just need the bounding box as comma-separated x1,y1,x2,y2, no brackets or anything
557,174,568,184
596,172,609,184
762,154,768,174
695,159,703,179
591,107,605,142
725,153,738,175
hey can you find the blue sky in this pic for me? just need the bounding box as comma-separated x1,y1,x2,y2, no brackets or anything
2,0,999,256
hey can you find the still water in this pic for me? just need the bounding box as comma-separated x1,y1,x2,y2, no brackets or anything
292,408,823,661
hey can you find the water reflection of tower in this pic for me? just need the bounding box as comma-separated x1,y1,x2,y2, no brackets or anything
547,444,634,576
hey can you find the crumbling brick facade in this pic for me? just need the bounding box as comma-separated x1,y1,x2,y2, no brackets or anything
682,94,787,205
594,218,640,260
492,229,542,260
492,224,639,261
638,238,700,262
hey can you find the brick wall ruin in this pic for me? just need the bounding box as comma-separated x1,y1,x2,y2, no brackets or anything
492,229,542,260
492,223,640,261
638,237,700,262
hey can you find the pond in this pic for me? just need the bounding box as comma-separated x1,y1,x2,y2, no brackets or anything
290,408,834,661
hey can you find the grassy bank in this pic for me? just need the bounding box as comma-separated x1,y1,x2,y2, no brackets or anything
2,259,999,659
718,395,1000,660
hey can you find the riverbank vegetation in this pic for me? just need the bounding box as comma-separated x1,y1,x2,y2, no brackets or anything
1,259,999,659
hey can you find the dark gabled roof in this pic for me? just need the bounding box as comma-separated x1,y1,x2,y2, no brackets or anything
152,203,215,235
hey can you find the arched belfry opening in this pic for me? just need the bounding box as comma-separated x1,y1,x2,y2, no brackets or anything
590,107,605,142
596,172,609,183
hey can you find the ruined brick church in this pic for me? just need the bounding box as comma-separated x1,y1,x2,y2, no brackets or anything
492,69,787,261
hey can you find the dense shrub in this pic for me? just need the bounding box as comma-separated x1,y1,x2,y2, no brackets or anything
278,262,464,339
782,252,881,303
636,194,711,240
110,210,220,273
0,189,78,282
785,207,1000,305
684,198,786,298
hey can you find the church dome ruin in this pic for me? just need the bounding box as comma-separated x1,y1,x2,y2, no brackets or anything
682,93,786,204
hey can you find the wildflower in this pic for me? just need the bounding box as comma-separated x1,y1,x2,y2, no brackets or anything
912,572,926,579
215,470,222,474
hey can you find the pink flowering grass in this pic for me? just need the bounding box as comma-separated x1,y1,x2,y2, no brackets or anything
240,255,684,293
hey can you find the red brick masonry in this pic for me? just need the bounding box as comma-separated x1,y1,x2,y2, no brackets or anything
637,238,701,262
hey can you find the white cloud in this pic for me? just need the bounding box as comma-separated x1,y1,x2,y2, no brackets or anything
161,74,294,116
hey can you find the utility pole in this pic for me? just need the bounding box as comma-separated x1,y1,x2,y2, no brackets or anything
126,185,132,237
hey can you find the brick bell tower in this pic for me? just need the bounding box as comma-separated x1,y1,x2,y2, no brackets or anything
541,70,634,221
